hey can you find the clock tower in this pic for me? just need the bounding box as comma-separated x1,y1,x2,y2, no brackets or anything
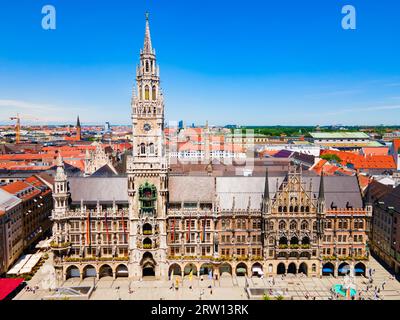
127,13,169,279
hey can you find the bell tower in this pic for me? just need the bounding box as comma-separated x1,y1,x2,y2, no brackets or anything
127,13,169,280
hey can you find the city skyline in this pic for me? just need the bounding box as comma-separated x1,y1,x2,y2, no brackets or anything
1,0,400,126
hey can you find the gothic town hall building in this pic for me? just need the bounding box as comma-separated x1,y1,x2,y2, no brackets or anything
51,16,372,282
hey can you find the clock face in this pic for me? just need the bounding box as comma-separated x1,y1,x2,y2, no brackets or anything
143,123,151,132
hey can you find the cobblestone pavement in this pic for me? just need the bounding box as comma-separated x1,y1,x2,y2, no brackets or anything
14,255,400,300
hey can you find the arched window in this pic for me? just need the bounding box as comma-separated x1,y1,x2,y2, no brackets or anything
145,61,150,72
140,143,146,155
278,206,282,212
145,85,150,100
279,220,286,230
152,86,156,101
279,237,288,245
149,143,155,155
139,86,142,100
290,220,297,230
301,220,308,230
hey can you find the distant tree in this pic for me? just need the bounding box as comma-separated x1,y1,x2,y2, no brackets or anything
320,154,342,163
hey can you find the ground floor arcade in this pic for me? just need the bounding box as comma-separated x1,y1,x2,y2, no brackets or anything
58,259,368,281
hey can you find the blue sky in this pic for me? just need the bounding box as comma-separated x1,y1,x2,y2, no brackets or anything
0,0,399,126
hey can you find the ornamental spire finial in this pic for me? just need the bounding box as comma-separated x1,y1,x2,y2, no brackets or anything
143,12,153,54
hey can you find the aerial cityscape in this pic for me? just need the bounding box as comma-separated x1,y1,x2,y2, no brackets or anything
0,0,400,305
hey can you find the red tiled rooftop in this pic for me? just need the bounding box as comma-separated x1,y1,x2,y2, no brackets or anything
1,180,32,194
320,150,396,169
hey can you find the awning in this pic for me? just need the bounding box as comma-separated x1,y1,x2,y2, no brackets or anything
7,254,31,275
354,268,365,273
35,239,52,249
116,270,129,274
0,278,24,300
19,253,42,274
338,268,350,273
236,268,247,274
252,267,263,274
322,268,333,272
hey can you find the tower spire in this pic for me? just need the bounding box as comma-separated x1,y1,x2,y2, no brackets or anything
76,115,82,141
263,167,270,202
143,12,153,54
318,170,325,201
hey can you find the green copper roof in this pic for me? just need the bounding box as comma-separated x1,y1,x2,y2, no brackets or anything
310,132,369,139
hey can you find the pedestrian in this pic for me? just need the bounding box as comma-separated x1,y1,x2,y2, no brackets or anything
210,288,213,295
382,281,386,290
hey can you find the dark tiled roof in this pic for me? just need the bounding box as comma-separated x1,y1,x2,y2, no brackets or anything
380,185,400,212
291,152,315,165
273,150,293,158
91,164,118,177
68,177,128,204
367,180,393,204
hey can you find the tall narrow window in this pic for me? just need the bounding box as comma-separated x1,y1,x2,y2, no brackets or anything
149,143,155,155
152,86,156,100
145,86,150,100
145,61,150,72
140,143,146,155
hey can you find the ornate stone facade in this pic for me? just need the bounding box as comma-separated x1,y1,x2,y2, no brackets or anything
50,15,372,282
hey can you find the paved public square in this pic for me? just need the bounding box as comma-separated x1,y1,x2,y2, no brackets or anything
14,253,400,300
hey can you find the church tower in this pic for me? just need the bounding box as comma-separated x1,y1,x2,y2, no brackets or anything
76,116,81,141
127,13,169,279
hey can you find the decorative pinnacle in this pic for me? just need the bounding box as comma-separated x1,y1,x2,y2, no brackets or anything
143,12,153,54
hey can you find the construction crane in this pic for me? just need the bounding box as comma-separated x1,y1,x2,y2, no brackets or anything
10,114,21,144
9,114,39,144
